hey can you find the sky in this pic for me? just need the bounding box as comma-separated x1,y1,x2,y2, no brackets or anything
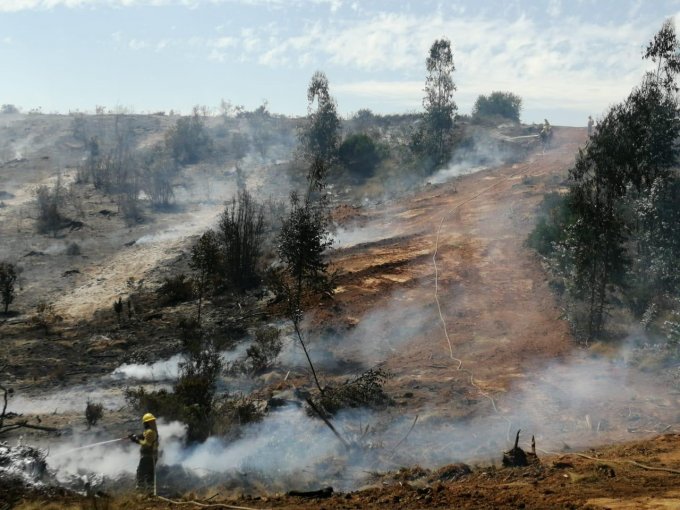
0,0,679,125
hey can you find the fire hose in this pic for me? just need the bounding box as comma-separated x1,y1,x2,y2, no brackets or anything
432,160,540,437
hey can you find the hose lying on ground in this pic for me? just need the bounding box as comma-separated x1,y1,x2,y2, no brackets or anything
156,495,268,510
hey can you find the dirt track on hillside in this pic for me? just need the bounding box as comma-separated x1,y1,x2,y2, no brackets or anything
319,128,679,454
326,128,578,401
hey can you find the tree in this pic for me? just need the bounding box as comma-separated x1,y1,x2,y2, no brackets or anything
414,38,457,167
229,131,250,162
299,71,341,195
216,190,265,291
175,334,223,443
142,145,178,209
0,104,19,115
472,91,522,123
190,229,221,324
276,191,334,393
250,101,274,158
529,20,680,340
0,262,17,314
165,107,213,165
644,18,680,92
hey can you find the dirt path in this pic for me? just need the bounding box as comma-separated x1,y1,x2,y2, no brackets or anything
323,128,679,454
329,128,580,398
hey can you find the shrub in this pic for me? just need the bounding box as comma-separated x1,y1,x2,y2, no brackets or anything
119,194,143,226
338,133,385,180
245,327,283,374
213,394,264,437
35,181,66,237
31,302,60,333
126,335,223,444
157,274,194,306
165,109,213,165
85,401,104,428
174,344,223,443
526,192,571,256
229,326,283,376
66,242,81,256
314,367,391,416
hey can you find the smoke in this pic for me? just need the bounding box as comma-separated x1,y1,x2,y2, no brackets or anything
113,344,251,381
113,354,185,381
428,163,488,185
162,407,339,477
333,222,394,249
427,127,519,185
47,420,187,483
10,322,679,494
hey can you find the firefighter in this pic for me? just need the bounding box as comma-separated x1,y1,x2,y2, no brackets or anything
129,413,159,494
542,118,552,135
587,115,594,136
540,118,552,150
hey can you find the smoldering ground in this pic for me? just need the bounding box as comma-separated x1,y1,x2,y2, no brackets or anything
427,126,522,186
7,342,676,495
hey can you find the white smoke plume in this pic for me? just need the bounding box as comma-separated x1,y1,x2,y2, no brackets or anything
427,127,519,186
333,222,395,249
113,344,252,382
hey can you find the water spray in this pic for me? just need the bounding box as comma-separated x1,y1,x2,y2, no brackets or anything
52,437,128,457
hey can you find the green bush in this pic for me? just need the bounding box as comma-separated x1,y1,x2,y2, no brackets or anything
338,133,385,180
526,192,571,256
472,91,522,123
165,110,213,165
229,326,283,376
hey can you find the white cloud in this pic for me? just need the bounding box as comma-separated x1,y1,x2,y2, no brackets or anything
128,38,148,50
212,36,236,49
335,80,422,103
252,11,656,117
0,0,343,11
547,0,562,18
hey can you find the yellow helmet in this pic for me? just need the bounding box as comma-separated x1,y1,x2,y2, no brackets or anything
142,413,156,423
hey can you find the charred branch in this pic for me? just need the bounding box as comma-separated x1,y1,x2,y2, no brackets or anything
305,398,350,450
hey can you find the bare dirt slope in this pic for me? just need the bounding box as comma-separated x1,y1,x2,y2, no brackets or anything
325,129,578,413
8,127,680,510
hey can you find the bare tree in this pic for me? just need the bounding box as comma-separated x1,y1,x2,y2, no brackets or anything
190,230,221,324
217,190,265,291
0,262,17,314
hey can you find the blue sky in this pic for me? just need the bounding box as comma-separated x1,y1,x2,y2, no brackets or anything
0,0,679,125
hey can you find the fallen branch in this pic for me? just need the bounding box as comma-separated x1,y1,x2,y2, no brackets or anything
390,415,419,455
305,398,350,450
571,452,680,476
0,420,60,436
535,447,680,476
